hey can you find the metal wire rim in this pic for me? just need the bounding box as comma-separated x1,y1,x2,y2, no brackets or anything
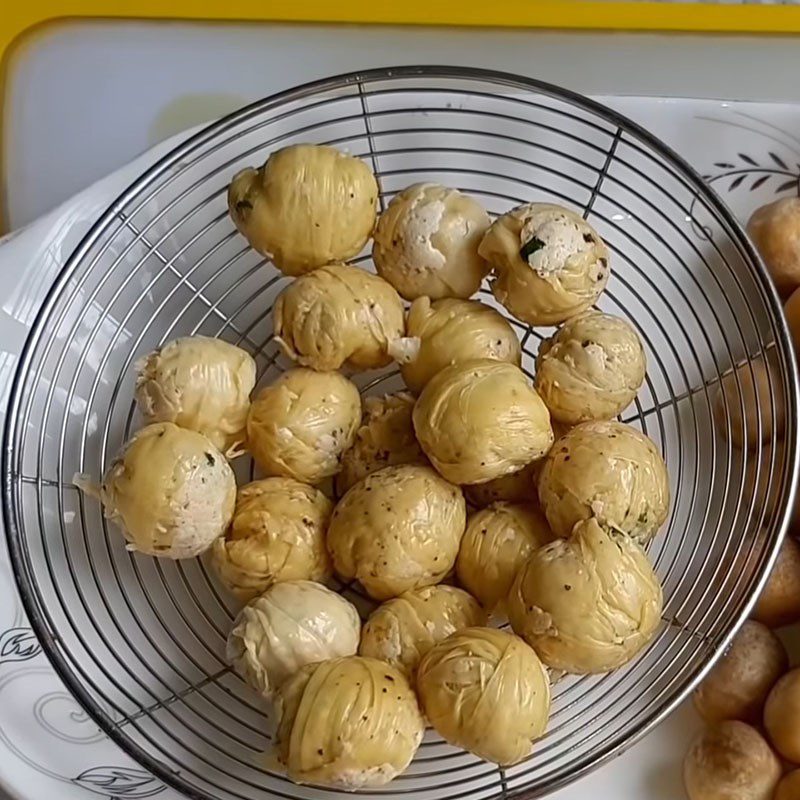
3,65,798,800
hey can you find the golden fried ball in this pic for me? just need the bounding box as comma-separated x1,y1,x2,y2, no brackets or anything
327,464,466,600
752,537,800,629
692,620,788,724
684,721,781,800
535,311,646,424
211,478,331,599
537,420,669,543
785,287,800,356
372,183,491,300
746,197,800,297
456,503,556,613
134,335,256,453
246,368,361,484
228,144,377,276
335,392,427,497
463,460,541,508
508,518,663,673
273,263,405,372
713,360,786,450
389,296,521,393
765,667,800,762
99,423,235,559
416,627,550,765
775,770,800,800
478,202,609,326
227,580,360,697
274,656,424,789
359,585,486,677
413,359,553,485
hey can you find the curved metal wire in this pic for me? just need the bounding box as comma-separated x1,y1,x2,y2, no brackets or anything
3,66,799,800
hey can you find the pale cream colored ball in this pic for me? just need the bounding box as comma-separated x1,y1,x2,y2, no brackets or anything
413,359,553,485
373,183,491,300
390,296,521,393
478,202,609,326
228,144,377,276
273,263,405,372
246,368,361,484
327,464,466,600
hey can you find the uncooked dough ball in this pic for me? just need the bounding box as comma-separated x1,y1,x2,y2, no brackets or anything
752,537,800,628
134,335,256,453
228,580,359,697
535,311,646,424
692,620,788,724
389,296,521,393
457,503,556,613
359,585,486,677
275,656,423,789
478,202,609,326
273,263,405,371
775,770,800,800
228,144,378,276
327,464,466,600
463,460,541,508
211,478,331,599
335,392,427,497
684,721,781,800
416,627,550,765
713,360,785,450
507,518,663,673
765,668,800,762
372,183,491,300
246,368,361,484
746,197,800,297
538,420,669,543
99,422,235,558
413,359,553,485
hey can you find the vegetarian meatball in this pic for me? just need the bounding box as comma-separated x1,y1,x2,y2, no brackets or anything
764,667,800,762
537,420,669,543
713,360,786,450
327,464,466,601
359,585,486,677
456,503,556,613
752,537,800,629
692,620,788,724
413,359,553,485
416,627,550,765
478,202,609,326
535,311,646,424
335,392,427,497
227,580,360,697
228,144,377,276
99,422,235,558
274,656,424,789
684,721,781,800
246,368,361,484
372,183,491,300
211,478,331,599
746,197,800,297
389,296,521,393
273,263,405,372
508,518,663,673
134,335,256,453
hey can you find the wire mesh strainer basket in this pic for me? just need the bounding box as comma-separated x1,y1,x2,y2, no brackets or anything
3,66,799,800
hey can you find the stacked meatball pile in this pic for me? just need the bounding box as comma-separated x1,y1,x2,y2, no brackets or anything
82,143,671,790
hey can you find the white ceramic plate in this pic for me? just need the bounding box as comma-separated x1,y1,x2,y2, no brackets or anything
0,94,798,800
